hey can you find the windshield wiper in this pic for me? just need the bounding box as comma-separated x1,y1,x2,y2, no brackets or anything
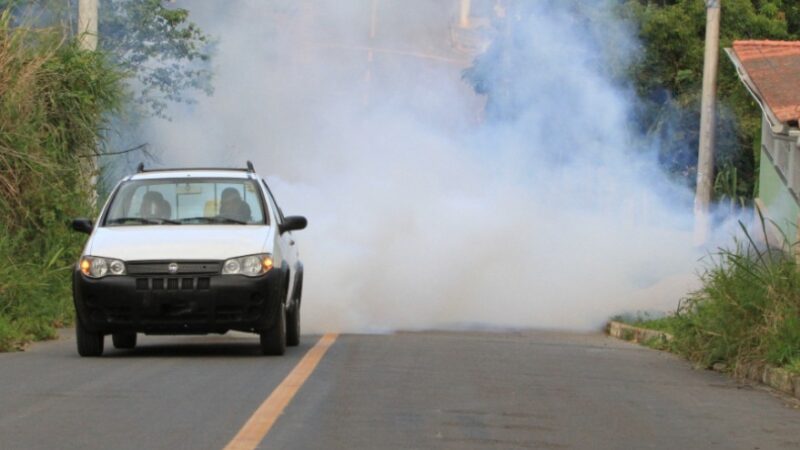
107,217,180,225
214,217,247,224
180,216,247,225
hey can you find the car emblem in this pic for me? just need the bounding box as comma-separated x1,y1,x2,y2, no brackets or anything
168,263,179,274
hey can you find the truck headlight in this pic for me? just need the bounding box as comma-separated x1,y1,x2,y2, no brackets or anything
222,254,273,277
80,256,126,278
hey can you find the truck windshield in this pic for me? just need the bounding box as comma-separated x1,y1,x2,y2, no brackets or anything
103,178,268,226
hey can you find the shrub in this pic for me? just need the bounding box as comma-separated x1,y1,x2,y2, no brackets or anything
671,220,800,372
0,11,124,350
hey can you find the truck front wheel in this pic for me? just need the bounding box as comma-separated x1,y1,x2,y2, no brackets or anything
76,317,104,357
259,304,286,356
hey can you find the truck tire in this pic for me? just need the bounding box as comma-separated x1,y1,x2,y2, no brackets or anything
260,302,286,356
76,317,104,357
112,333,137,349
286,275,302,347
286,304,300,347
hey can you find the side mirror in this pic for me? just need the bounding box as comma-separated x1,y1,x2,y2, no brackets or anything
279,216,307,234
71,218,94,234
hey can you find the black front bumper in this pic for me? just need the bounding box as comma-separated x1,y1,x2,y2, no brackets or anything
73,268,284,334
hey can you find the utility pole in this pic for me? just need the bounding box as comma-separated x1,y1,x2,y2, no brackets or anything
694,0,721,245
79,0,99,203
459,0,471,28
78,0,98,51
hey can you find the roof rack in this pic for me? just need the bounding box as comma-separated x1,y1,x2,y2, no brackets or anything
136,160,256,174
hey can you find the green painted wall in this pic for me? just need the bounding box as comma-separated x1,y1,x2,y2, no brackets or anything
758,148,800,242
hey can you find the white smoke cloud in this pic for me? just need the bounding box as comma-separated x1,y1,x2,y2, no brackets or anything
147,0,709,332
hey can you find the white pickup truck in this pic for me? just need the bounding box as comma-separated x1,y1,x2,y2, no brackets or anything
70,162,306,357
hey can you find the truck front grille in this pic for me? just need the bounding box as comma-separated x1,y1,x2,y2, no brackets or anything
127,261,221,275
135,277,211,291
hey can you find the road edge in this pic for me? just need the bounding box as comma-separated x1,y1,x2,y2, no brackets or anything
606,321,673,344
606,321,800,401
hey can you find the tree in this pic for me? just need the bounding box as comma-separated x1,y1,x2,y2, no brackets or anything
463,1,634,121
0,0,214,117
99,0,214,117
621,0,800,201
464,0,800,203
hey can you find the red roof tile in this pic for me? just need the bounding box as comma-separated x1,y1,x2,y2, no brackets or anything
732,40,800,124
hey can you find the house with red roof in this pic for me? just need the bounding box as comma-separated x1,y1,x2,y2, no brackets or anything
727,40,800,243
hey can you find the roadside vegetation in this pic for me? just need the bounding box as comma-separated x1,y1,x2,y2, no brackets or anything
618,219,800,375
0,1,211,351
621,0,800,205
0,12,125,350
611,312,680,335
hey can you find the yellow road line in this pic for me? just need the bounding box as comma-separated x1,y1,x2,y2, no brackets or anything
223,333,339,450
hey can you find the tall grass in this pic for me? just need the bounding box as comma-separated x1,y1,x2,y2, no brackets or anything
0,11,124,350
670,215,800,373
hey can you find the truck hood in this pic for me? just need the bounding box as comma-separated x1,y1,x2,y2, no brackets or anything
87,226,272,261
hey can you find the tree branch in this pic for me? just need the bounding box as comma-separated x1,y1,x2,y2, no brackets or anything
79,143,149,158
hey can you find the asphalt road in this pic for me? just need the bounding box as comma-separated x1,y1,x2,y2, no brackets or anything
1,330,799,450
